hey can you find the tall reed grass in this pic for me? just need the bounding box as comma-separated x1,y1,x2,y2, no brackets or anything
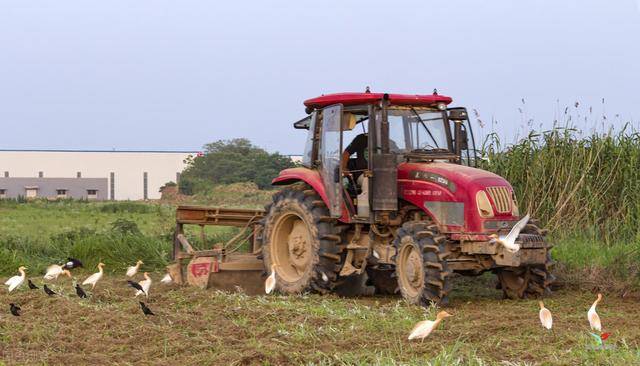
481,125,640,241
480,124,640,287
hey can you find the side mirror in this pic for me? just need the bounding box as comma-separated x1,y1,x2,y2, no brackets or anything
448,109,468,121
333,166,341,183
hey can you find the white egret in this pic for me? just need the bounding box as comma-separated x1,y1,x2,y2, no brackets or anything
539,301,553,330
82,263,105,289
588,293,603,332
135,272,152,297
44,264,72,280
4,266,27,292
126,260,144,277
160,273,172,284
408,311,453,341
489,214,530,253
265,264,276,294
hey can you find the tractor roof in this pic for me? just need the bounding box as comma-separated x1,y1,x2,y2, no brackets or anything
303,92,453,110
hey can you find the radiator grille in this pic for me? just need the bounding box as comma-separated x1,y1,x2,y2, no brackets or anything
486,186,512,214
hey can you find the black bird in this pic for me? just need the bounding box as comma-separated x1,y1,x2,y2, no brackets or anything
127,280,145,293
9,303,21,316
43,284,56,296
139,302,155,316
28,279,39,290
63,257,83,270
75,284,88,299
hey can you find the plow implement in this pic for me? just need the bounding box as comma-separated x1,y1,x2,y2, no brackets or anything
168,205,266,294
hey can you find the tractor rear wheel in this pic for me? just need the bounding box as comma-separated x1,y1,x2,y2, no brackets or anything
496,221,555,299
394,221,453,306
261,184,344,294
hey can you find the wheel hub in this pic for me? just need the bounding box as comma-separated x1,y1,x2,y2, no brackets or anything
270,213,313,283
397,238,424,299
288,221,310,268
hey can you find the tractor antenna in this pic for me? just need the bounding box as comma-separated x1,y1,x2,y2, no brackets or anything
433,88,439,95
365,86,371,93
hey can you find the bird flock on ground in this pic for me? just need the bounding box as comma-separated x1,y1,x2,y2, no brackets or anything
5,252,609,344
3,257,173,317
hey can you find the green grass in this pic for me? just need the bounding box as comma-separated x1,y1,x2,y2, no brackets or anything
0,199,175,239
0,200,244,276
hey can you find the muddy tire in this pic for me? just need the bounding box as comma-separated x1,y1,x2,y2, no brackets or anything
497,221,555,299
261,184,344,294
393,221,453,306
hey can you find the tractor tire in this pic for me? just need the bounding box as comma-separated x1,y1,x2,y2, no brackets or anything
261,183,344,294
393,221,453,306
496,221,555,299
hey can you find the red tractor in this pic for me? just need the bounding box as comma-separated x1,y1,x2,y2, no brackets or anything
259,90,554,305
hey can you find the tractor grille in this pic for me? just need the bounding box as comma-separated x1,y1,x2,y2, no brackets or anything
486,186,512,214
518,233,547,248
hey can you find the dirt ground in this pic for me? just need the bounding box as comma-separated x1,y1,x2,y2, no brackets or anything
1,274,638,365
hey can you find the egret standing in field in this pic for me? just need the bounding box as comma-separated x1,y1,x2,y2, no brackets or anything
44,264,72,280
265,264,276,294
539,301,553,330
160,272,172,284
408,311,453,342
489,214,530,253
135,272,152,297
82,263,105,290
126,260,144,277
588,293,603,332
4,266,27,292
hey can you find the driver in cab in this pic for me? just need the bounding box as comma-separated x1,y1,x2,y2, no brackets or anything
341,133,368,181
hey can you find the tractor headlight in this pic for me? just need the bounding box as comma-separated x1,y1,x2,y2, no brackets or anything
437,102,447,111
511,191,520,216
476,191,494,218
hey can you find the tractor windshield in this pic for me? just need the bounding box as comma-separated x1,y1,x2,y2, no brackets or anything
386,108,452,155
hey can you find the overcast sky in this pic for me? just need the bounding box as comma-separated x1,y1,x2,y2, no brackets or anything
1,1,639,154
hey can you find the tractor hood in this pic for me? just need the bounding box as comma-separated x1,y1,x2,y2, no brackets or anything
398,162,511,192
397,162,518,233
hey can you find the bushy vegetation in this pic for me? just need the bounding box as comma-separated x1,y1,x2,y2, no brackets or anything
179,138,295,193
179,182,273,209
0,202,173,275
0,200,250,275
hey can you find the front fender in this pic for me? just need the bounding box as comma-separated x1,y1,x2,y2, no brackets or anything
272,167,350,223
272,167,330,206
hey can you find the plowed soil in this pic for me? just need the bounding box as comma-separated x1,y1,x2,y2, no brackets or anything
1,275,638,365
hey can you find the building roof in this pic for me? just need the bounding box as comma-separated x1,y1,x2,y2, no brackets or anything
303,92,453,109
0,149,198,154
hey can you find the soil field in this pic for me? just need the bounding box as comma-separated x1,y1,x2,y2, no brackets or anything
1,274,638,365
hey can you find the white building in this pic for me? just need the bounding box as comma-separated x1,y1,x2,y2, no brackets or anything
0,150,196,200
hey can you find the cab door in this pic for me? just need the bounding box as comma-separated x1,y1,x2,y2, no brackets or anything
319,104,344,218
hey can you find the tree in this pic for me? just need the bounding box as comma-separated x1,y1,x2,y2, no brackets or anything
179,138,295,193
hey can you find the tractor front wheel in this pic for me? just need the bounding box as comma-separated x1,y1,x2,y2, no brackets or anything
394,221,453,306
496,221,555,299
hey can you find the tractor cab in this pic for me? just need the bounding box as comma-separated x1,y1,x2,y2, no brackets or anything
292,91,478,224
